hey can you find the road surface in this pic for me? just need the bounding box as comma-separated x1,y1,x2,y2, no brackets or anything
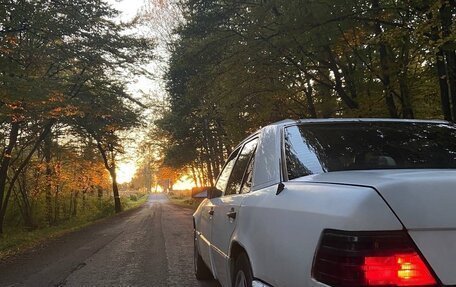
0,194,221,287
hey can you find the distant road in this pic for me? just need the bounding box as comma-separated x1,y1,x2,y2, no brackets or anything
0,194,220,287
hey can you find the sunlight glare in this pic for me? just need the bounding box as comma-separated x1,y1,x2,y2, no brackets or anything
116,161,137,184
173,176,196,190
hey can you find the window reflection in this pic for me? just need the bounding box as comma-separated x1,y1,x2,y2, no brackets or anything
225,139,258,195
240,153,255,194
216,149,239,192
285,122,456,180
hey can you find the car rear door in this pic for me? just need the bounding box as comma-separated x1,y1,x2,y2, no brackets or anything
210,138,258,286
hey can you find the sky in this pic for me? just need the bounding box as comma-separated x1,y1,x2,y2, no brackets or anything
108,0,145,21
102,0,194,189
105,0,191,188
108,0,159,96
107,0,150,184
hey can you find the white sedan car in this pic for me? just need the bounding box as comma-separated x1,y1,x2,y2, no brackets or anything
193,119,456,287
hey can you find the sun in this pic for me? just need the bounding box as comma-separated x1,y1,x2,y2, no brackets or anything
116,161,137,184
173,176,196,190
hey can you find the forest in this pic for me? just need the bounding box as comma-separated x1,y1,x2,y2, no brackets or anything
156,0,456,187
0,0,154,239
1,0,456,249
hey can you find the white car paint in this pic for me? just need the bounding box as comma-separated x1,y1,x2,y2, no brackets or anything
210,194,246,285
231,183,402,287
193,118,454,287
298,169,456,285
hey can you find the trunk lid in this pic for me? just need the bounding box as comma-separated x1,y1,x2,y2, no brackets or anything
295,169,456,285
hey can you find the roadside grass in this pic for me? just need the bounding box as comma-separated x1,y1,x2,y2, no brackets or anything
0,217,99,260
123,193,149,209
0,193,148,261
167,190,203,210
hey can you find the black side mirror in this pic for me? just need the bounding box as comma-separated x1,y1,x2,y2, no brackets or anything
207,187,223,199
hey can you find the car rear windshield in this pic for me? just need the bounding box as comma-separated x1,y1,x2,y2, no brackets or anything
284,121,456,180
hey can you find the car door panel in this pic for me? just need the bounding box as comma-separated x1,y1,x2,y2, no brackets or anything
197,147,241,281
210,139,258,286
210,194,246,286
196,199,215,270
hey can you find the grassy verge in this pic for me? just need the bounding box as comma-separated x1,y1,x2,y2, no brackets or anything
0,218,99,260
0,193,148,260
167,190,203,210
123,193,149,210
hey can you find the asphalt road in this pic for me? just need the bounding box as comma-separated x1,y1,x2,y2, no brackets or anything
0,194,221,287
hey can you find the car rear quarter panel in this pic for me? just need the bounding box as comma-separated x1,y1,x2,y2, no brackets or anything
232,182,402,287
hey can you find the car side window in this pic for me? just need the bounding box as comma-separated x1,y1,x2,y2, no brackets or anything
224,138,258,196
215,148,240,193
240,152,255,194
284,126,325,179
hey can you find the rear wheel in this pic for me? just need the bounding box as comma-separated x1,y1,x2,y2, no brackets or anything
233,253,253,287
194,230,213,280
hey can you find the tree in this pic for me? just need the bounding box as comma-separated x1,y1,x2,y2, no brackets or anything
0,0,154,233
71,78,142,213
155,0,455,181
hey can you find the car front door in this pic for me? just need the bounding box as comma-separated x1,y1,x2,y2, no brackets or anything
210,138,258,286
196,198,216,270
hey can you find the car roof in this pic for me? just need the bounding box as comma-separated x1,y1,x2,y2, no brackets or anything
234,118,451,191
236,118,449,154
269,118,449,128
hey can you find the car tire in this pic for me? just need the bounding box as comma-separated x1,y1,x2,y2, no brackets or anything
233,253,253,287
194,231,213,280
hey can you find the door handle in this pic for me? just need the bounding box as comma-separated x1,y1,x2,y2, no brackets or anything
227,209,237,220
208,209,214,216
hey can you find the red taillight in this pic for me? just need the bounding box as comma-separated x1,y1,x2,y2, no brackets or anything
312,230,437,287
363,253,436,286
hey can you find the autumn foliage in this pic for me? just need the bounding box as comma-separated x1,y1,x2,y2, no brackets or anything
0,1,154,234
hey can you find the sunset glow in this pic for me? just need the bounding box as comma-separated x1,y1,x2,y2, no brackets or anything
116,161,137,184
173,176,196,190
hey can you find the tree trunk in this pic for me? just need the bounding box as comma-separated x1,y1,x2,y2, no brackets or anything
440,1,456,120
398,32,414,119
305,80,317,118
54,186,60,224
67,194,72,219
96,141,121,213
190,164,199,188
372,0,398,118
324,46,359,110
0,122,20,233
109,168,122,213
44,133,53,226
398,50,414,119
447,51,456,119
72,191,78,217
82,188,87,211
18,175,33,228
202,119,215,186
433,0,454,121
97,186,103,199
145,163,152,193
0,121,54,233
399,76,414,119
205,157,214,187
196,160,204,187
437,49,452,121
